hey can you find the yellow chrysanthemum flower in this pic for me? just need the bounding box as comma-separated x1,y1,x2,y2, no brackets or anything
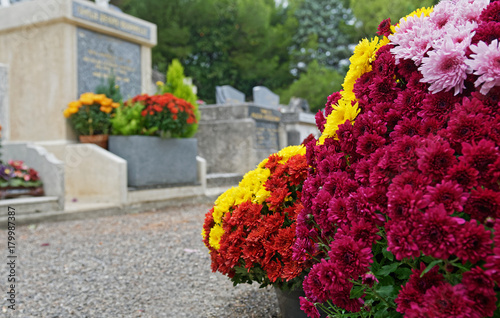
93,94,106,103
101,98,113,107
68,100,82,109
79,92,95,105
320,98,360,144
63,108,72,118
111,102,120,109
277,145,307,163
209,225,225,250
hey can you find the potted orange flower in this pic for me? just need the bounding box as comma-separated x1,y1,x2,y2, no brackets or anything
63,92,120,149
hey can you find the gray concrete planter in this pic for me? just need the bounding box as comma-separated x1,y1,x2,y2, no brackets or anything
108,135,198,187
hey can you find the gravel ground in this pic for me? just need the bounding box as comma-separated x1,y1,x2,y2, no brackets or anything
0,203,280,317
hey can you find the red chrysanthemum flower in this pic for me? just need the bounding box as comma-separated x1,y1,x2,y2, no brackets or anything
395,263,445,315
415,284,474,318
460,139,499,178
414,204,459,259
300,297,320,318
417,138,457,179
390,116,422,140
418,90,461,121
444,161,479,190
386,220,420,260
377,18,392,37
328,235,373,278
356,133,386,157
480,1,500,23
455,221,492,264
387,184,427,220
464,187,500,222
423,180,469,214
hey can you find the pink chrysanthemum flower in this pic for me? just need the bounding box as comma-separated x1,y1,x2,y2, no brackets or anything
466,39,500,95
419,37,470,95
455,0,489,24
390,17,435,65
429,0,455,29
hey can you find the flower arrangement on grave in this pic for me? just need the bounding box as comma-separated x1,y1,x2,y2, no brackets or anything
202,145,311,290
292,0,500,317
0,160,42,189
63,92,120,136
113,93,197,138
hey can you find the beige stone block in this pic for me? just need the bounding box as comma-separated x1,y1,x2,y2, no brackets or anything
65,144,127,204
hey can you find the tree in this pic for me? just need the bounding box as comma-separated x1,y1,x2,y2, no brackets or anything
349,0,439,38
278,60,343,113
291,0,357,73
114,0,298,103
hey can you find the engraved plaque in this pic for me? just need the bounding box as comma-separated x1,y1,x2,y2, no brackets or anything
248,106,281,149
77,27,141,99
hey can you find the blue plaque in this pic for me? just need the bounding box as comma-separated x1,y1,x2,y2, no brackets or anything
72,1,151,40
77,27,141,99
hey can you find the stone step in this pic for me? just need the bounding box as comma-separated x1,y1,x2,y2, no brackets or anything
0,196,60,216
206,173,243,188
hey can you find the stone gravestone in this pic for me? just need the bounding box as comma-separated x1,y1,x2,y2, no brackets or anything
0,0,156,142
253,86,279,109
77,27,142,99
248,106,281,150
288,97,310,113
0,64,8,141
215,85,245,104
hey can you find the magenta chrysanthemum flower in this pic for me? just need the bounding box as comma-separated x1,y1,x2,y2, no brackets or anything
300,297,321,318
460,139,500,176
424,180,469,214
414,204,460,259
464,187,500,222
417,137,457,179
466,39,500,95
479,1,500,23
419,37,470,95
418,90,461,121
386,220,420,260
445,161,479,190
356,133,386,157
462,267,498,318
455,220,492,264
328,235,373,278
395,263,445,315
416,284,474,318
472,22,500,47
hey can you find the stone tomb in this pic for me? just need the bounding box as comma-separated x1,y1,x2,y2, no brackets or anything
197,103,286,175
0,0,156,143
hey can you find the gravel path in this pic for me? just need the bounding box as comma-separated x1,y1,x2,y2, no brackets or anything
0,203,280,317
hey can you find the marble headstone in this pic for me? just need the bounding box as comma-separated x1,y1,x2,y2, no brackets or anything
253,86,279,108
0,64,8,141
215,85,245,104
77,27,142,99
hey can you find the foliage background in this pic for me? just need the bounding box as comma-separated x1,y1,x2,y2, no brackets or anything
111,0,439,112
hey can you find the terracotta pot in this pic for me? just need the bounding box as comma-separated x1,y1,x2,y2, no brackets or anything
79,134,109,149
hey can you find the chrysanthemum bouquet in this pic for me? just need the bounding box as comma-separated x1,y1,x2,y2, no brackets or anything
63,92,120,136
294,1,500,317
125,93,198,138
202,146,311,289
0,160,42,188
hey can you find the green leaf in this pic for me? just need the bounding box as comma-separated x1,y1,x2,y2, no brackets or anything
395,267,413,280
376,263,399,276
420,260,443,278
350,285,365,299
376,285,394,298
382,248,394,262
